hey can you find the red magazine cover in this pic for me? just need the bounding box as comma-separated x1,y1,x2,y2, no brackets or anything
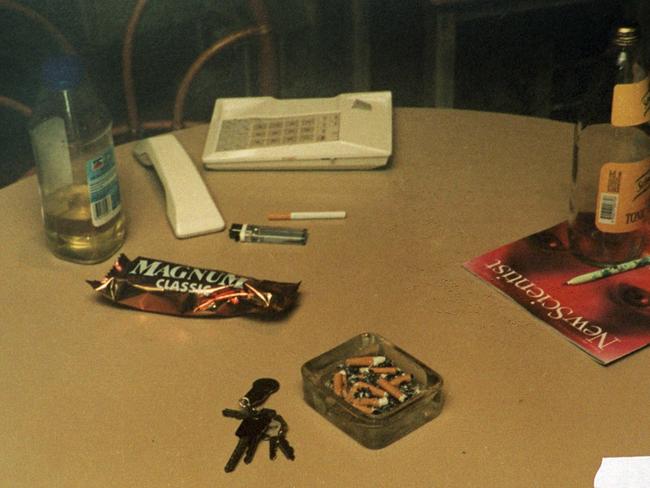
464,222,650,365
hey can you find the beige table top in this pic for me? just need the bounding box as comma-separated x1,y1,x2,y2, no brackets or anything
1,108,648,487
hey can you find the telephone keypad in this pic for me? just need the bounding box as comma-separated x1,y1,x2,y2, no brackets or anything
217,113,340,151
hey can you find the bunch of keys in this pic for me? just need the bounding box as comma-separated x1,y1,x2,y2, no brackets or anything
222,378,295,473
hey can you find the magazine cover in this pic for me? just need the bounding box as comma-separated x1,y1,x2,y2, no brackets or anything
463,222,650,365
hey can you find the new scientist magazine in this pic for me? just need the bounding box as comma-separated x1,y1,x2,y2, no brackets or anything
464,222,650,365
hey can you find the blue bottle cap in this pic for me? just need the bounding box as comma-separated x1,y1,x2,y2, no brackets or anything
41,55,84,90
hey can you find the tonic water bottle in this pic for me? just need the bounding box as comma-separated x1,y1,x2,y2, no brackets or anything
569,25,650,265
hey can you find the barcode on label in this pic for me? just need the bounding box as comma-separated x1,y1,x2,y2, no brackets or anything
93,195,112,220
598,192,618,225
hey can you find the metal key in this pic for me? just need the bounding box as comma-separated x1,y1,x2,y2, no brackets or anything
277,434,295,461
222,408,249,420
224,434,249,472
265,419,282,460
224,409,275,473
243,408,276,465
239,378,280,411
266,414,295,461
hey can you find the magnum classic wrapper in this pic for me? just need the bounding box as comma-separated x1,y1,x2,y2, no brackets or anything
88,255,300,318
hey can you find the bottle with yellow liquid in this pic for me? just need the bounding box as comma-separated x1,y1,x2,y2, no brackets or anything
29,56,125,263
569,25,650,265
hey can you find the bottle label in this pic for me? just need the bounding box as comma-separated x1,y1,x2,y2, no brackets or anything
31,117,73,194
596,159,650,233
86,147,122,227
611,78,650,127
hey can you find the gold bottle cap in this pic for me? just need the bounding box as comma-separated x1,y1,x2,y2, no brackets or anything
614,25,639,46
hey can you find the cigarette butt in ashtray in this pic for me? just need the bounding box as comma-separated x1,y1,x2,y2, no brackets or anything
333,370,347,396
389,374,412,386
352,381,388,398
349,403,375,415
370,366,399,375
345,355,386,367
377,378,407,402
354,396,389,408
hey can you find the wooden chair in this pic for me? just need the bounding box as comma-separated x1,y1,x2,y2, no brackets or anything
0,0,278,139
115,0,278,140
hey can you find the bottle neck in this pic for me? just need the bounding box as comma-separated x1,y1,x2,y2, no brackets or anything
609,42,650,127
613,43,645,84
30,79,112,144
577,38,649,128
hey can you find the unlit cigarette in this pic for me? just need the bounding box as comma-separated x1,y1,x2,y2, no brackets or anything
267,211,346,221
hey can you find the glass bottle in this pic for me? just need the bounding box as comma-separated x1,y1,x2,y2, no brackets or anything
29,56,125,264
569,25,650,266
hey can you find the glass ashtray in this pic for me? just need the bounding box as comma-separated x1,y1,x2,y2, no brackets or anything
301,332,444,449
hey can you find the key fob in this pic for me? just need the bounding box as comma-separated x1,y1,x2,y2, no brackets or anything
240,378,280,410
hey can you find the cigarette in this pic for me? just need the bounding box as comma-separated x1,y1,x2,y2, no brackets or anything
349,403,375,415
377,378,407,403
333,370,347,397
345,356,386,367
345,382,362,402
267,211,346,221
353,381,387,398
370,367,399,375
389,374,412,386
354,396,389,408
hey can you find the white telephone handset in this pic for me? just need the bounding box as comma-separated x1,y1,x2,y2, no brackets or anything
133,134,225,238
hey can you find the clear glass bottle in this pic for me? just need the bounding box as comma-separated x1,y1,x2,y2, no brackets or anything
569,25,650,266
29,56,125,264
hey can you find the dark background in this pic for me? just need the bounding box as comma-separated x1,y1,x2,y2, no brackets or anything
0,0,647,187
